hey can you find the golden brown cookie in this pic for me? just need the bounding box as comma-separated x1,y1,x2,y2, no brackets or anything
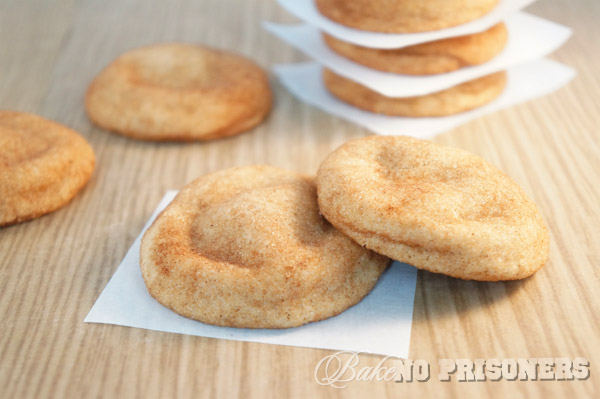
323,68,506,117
140,165,389,328
0,111,95,227
316,136,549,281
86,43,272,141
316,0,499,33
323,23,508,75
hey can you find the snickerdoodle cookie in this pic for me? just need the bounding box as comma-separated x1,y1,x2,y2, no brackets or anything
323,68,506,117
316,0,499,33
140,165,389,328
323,23,508,75
316,136,549,281
0,111,95,227
86,43,272,141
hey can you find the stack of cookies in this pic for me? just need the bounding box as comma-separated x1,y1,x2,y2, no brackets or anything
314,0,509,117
267,0,572,133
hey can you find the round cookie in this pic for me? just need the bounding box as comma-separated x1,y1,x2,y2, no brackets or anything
0,111,95,227
323,68,506,117
140,165,389,329
86,43,272,141
315,0,499,33
316,136,550,281
323,23,508,75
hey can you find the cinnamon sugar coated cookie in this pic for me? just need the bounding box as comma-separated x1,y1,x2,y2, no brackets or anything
86,43,272,141
316,136,549,281
323,69,507,117
140,165,389,328
315,0,499,33
323,23,508,75
0,111,95,227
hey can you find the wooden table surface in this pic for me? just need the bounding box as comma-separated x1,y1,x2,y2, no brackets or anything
1,0,598,397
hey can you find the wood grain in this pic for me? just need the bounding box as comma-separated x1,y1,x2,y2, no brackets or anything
1,0,598,397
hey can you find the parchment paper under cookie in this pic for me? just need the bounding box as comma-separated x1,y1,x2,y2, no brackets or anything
264,12,571,97
85,191,419,358
273,59,575,138
276,0,537,49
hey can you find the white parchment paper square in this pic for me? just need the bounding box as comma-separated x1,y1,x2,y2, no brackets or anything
85,191,419,358
277,0,537,49
265,13,571,97
273,59,575,138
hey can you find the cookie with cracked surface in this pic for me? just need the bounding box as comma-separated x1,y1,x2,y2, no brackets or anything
316,136,549,281
323,23,507,75
86,43,272,141
0,111,95,227
140,165,389,328
316,0,499,33
323,68,506,117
